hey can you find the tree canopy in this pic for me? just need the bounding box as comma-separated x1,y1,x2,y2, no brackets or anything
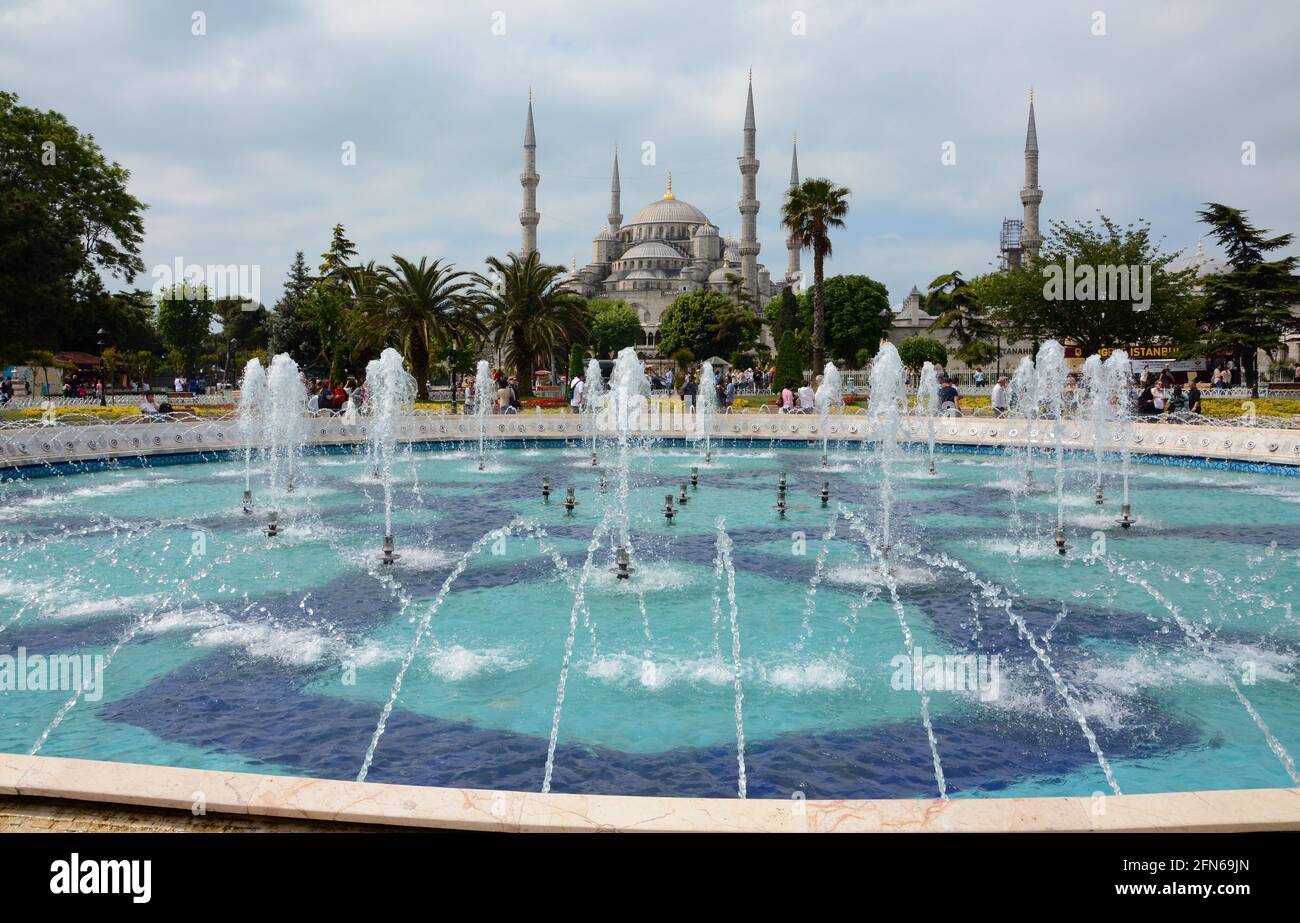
0,91,147,361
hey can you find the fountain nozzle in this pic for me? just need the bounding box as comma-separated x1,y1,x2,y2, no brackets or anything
678,484,689,506
590,451,598,467
928,457,936,476
1054,528,1069,555
242,489,253,515
1116,503,1136,530
371,465,381,479
663,495,676,522
820,480,830,506
705,449,712,464
564,487,578,513
690,466,699,487
379,533,400,565
610,545,635,580
597,470,607,492
477,454,485,471
1094,484,1105,506
541,477,551,502
821,453,828,469
265,511,279,537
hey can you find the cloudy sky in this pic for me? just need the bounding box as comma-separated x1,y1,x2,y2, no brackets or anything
2,0,1297,308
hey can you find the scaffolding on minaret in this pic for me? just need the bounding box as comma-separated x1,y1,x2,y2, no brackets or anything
999,218,1024,271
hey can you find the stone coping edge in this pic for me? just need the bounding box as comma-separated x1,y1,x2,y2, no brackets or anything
2,754,1298,832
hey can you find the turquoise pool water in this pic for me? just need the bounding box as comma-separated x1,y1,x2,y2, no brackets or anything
1,441,1297,799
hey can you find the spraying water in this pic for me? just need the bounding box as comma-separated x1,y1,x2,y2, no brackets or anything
1009,356,1039,488
916,361,939,474
815,361,843,461
608,347,648,551
697,361,718,461
585,357,605,459
1034,341,1069,542
1103,350,1135,514
865,343,907,562
365,348,416,554
264,354,307,505
236,358,267,505
473,360,494,466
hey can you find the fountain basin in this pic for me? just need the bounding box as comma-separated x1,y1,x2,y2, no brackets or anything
2,425,1297,806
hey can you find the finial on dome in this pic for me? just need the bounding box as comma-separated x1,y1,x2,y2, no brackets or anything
663,172,675,200
1029,86,1034,103
572,255,577,272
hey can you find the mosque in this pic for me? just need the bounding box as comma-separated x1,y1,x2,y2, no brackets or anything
516,76,1046,360
515,75,791,354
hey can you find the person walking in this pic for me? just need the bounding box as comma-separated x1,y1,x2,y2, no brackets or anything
570,373,586,414
991,376,1009,417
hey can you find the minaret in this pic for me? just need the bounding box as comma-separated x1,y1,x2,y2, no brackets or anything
1019,89,1042,260
737,70,761,307
608,146,622,235
785,132,801,287
519,89,540,257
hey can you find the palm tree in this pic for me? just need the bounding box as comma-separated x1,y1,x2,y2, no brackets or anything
782,178,850,372
372,257,479,401
476,252,588,398
924,271,996,367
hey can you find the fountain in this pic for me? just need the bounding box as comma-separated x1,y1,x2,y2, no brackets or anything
1034,340,1069,553
815,361,843,466
263,354,307,512
585,357,605,464
1009,356,1039,489
865,342,907,563
4,335,1298,817
473,359,494,470
917,361,939,475
366,347,416,564
697,361,718,463
236,358,267,513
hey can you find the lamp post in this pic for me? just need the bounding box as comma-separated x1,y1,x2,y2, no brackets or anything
449,337,459,414
225,339,237,391
96,328,107,405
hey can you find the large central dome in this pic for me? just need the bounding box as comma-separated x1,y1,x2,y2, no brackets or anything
624,174,709,227
626,197,708,227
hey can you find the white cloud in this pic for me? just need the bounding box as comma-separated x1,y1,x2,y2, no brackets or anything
1,0,1296,305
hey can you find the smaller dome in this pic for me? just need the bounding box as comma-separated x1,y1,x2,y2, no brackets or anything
620,241,685,261
595,226,617,241
695,223,719,238
708,266,735,284
624,269,662,282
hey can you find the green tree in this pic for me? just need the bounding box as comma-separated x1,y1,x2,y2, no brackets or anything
318,224,357,291
155,284,215,376
268,251,318,366
658,289,744,360
477,252,586,398
897,337,948,371
1196,204,1300,397
0,91,147,361
772,331,804,393
375,256,480,401
763,287,801,343
568,343,585,382
982,215,1202,357
589,298,641,358
795,274,891,364
924,271,996,366
782,177,851,372
301,287,352,380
